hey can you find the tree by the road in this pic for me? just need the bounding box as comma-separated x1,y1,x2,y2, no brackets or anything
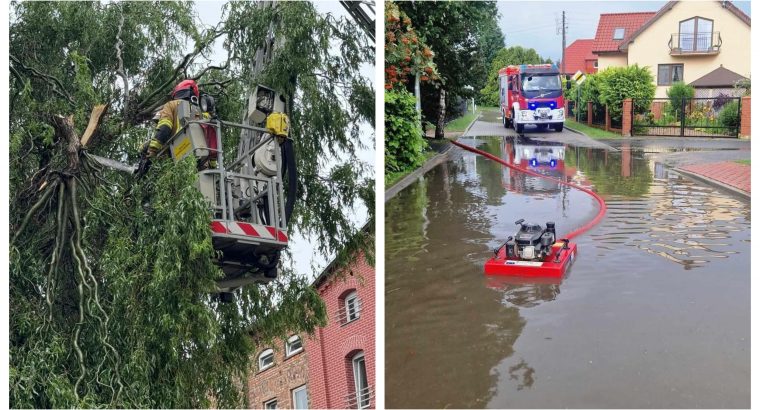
10,2,373,407
397,1,502,138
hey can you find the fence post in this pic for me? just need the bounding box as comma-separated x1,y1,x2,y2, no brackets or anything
605,105,611,131
680,97,686,137
587,101,593,126
740,95,751,138
622,98,632,137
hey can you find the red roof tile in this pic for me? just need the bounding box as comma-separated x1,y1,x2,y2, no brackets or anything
563,39,596,74
592,12,656,53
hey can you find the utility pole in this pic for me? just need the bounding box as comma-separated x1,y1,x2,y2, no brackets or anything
561,11,566,75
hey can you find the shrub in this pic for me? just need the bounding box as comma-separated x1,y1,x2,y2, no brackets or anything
385,89,426,173
718,100,740,129
596,65,656,122
665,82,695,117
735,78,750,96
713,92,733,111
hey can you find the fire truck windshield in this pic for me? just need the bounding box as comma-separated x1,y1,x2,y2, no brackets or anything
521,74,562,95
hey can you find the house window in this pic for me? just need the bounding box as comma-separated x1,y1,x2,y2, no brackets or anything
345,290,360,323
292,385,308,409
657,64,684,86
352,352,370,409
613,27,625,40
286,335,303,357
593,61,598,68
258,348,274,371
679,17,713,51
264,398,278,410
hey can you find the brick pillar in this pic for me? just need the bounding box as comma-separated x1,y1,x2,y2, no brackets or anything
605,105,611,131
622,98,633,137
564,99,569,119
652,101,663,120
740,95,751,138
587,101,593,126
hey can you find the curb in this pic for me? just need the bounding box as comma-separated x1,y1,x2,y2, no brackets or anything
560,123,619,151
384,145,453,202
672,167,750,202
459,111,482,137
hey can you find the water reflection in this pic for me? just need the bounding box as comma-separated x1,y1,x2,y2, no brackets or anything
386,136,749,408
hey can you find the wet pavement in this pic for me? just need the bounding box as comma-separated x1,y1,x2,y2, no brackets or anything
385,133,750,408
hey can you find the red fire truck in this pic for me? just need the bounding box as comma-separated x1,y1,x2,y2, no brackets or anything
499,64,569,133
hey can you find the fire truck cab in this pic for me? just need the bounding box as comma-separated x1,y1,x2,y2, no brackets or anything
499,64,569,133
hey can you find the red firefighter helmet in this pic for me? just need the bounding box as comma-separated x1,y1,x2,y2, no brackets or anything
172,79,199,98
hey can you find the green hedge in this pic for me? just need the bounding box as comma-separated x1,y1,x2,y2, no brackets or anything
385,89,426,173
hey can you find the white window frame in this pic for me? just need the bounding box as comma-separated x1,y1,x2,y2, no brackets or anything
264,398,278,409
286,335,303,357
352,352,370,409
345,291,360,323
613,27,625,40
258,348,274,371
292,385,308,410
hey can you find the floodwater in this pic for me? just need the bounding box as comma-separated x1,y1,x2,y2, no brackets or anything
385,136,750,409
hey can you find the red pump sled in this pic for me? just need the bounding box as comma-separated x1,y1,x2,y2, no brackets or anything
484,219,577,278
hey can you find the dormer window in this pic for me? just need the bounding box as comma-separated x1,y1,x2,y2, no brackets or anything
613,28,625,40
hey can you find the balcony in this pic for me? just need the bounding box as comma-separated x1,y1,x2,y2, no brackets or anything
669,32,721,55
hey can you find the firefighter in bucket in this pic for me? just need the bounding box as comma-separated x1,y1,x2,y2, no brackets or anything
136,79,219,176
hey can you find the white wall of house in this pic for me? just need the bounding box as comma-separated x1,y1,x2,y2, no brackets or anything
597,53,628,70
625,1,750,97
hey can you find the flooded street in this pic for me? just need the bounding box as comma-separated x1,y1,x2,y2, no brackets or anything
385,135,750,408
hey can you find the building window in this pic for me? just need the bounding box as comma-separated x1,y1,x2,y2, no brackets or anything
286,335,303,357
657,64,684,86
292,385,308,409
613,27,625,40
352,352,370,409
593,61,598,68
264,398,278,409
258,348,274,371
345,290,360,323
679,17,713,51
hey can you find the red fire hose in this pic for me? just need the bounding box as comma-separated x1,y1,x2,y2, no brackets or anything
451,139,607,240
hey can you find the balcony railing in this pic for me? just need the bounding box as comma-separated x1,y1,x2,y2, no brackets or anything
345,386,374,409
669,32,721,55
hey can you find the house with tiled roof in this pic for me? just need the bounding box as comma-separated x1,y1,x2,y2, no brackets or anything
591,1,750,98
562,39,597,75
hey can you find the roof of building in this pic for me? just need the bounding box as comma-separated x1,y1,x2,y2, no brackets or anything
689,66,748,88
619,1,750,50
563,39,596,74
592,12,656,53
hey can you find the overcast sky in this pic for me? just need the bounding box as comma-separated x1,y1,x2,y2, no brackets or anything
497,1,751,62
193,1,374,280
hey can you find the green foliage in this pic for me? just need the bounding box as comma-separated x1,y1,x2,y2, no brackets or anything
386,89,426,173
665,82,695,116
735,78,750,96
384,1,439,89
718,100,740,128
479,46,549,106
595,65,656,121
10,1,372,407
567,73,602,118
398,1,502,120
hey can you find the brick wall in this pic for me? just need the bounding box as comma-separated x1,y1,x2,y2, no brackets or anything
740,95,750,138
622,98,633,136
307,253,376,410
248,337,309,409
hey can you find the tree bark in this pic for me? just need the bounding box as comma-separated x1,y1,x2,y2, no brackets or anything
435,88,446,139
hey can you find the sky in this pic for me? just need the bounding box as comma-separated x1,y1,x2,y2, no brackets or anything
497,1,751,63
193,1,375,279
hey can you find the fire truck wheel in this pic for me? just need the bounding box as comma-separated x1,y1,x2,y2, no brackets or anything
553,123,564,132
514,122,524,133
502,112,510,128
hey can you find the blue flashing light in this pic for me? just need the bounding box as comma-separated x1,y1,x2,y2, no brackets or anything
550,159,557,168
530,158,538,167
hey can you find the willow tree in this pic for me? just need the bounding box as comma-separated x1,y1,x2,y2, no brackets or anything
9,1,374,408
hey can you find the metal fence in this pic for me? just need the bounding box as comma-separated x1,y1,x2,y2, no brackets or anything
590,102,606,128
632,96,741,137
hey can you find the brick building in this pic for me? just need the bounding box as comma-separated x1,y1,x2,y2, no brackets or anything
247,245,375,409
